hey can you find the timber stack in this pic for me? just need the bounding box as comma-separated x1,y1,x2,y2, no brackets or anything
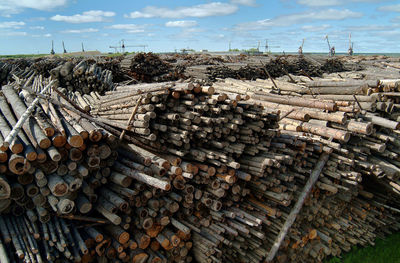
0,69,400,263
206,78,400,262
49,60,114,95
120,53,184,83
90,80,281,263
0,78,193,262
0,59,114,95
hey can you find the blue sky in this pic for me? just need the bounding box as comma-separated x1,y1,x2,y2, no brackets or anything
0,0,399,54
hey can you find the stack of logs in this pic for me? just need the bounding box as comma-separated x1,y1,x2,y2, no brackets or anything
206,78,400,262
0,59,114,95
0,80,193,262
50,60,114,95
120,53,184,83
1,75,400,263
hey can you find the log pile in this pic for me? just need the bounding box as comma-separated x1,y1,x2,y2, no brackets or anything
0,58,114,95
207,78,400,262
1,72,400,263
0,80,193,262
120,53,185,83
49,60,114,95
205,56,350,82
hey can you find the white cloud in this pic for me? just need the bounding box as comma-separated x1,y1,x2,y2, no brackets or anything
376,30,400,37
185,27,205,33
0,0,67,16
51,10,115,23
346,25,393,31
107,24,148,33
0,21,25,29
234,9,362,30
62,28,99,33
165,20,198,27
301,24,331,32
125,2,238,19
27,17,46,21
297,0,342,6
378,4,400,12
32,33,52,37
3,31,27,36
30,26,45,30
298,0,384,7
230,0,257,6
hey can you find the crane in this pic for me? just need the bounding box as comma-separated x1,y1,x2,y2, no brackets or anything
81,42,85,52
109,40,148,53
109,45,119,53
264,39,280,53
62,41,67,54
50,40,55,55
348,33,353,56
325,35,335,57
298,38,305,55
130,45,148,52
121,40,148,53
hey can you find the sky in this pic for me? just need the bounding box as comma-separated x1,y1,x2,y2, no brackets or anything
0,0,400,54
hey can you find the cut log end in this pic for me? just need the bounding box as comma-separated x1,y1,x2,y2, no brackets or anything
52,183,69,197
69,135,84,148
89,131,102,142
10,143,23,154
9,155,30,175
118,232,130,245
52,135,67,148
39,138,51,149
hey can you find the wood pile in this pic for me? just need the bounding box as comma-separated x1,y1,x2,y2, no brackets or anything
208,78,400,262
120,53,184,83
0,59,114,95
205,56,350,82
1,71,400,263
49,60,114,95
0,59,33,85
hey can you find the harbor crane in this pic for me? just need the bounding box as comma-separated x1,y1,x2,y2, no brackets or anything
62,41,67,54
50,40,55,55
325,35,335,56
109,40,148,53
121,40,148,53
264,39,280,53
298,39,305,55
348,33,354,56
109,45,119,53
81,42,85,52
130,45,148,52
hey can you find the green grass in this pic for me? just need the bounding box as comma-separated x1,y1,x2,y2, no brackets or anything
326,232,400,263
